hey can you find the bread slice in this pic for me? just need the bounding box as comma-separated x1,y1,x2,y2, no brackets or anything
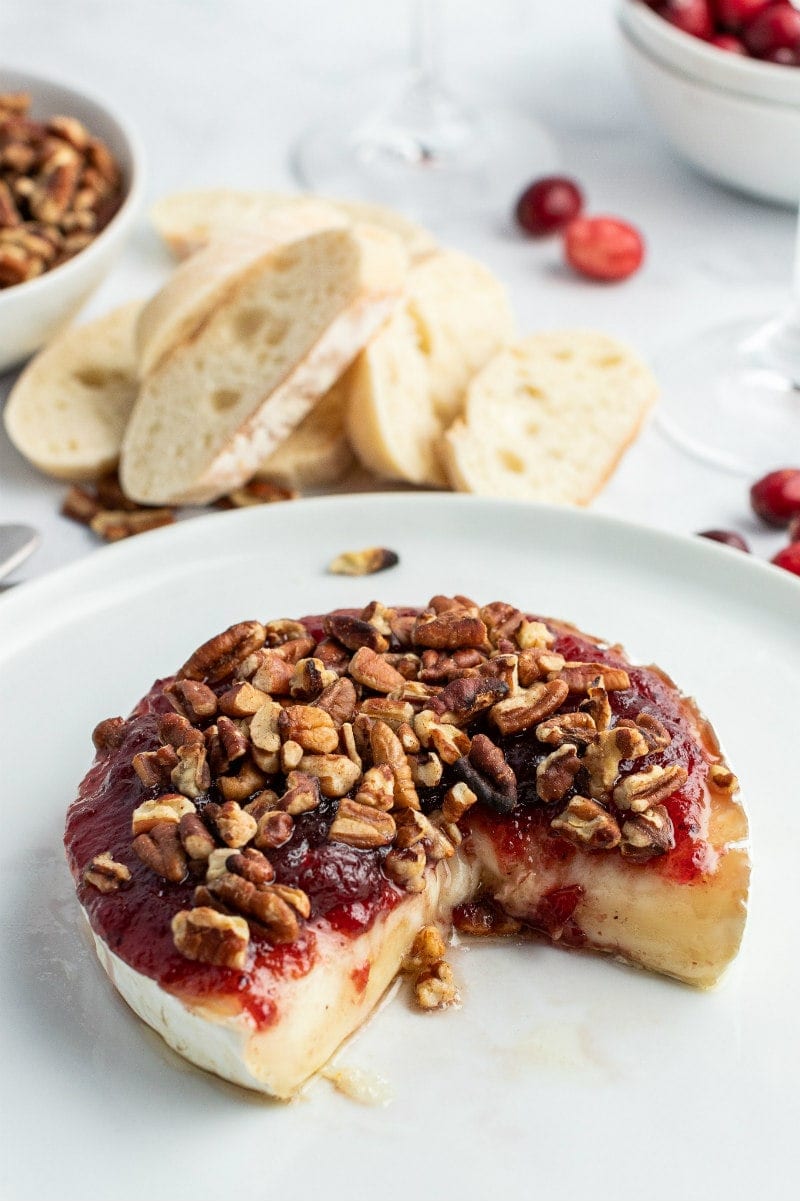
137,200,347,379
254,368,354,489
3,301,142,482
120,224,407,506
345,250,516,487
441,330,658,503
150,188,437,265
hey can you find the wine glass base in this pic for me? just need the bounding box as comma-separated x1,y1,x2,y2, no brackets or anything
656,314,800,477
292,97,559,231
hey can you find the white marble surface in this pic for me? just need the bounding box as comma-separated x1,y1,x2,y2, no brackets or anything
0,0,796,584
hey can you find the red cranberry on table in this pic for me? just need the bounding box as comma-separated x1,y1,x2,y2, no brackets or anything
742,3,800,59
515,177,584,236
697,529,750,551
564,217,645,282
750,468,800,526
656,0,716,39
771,543,800,575
713,0,775,32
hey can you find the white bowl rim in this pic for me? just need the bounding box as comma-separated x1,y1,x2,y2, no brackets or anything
619,10,800,113
0,63,146,308
619,0,800,92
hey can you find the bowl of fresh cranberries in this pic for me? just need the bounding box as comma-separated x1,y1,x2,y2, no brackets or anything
619,1,800,204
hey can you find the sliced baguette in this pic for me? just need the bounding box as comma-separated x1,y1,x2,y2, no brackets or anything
149,188,437,264
254,367,354,489
3,301,142,482
441,330,658,504
120,224,407,506
137,199,347,379
345,249,515,487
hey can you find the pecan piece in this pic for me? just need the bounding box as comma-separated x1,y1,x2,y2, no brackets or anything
383,845,427,893
517,649,565,686
249,699,282,755
636,712,672,752
441,782,478,822
708,763,738,794
133,820,187,882
297,753,361,798
217,757,267,803
290,657,337,701
278,771,321,815
580,682,612,733
273,636,317,664
158,711,204,750
550,796,621,851
269,883,312,920
204,801,257,848
329,798,396,849
430,675,508,725
278,704,339,753
89,508,175,542
314,637,351,675
218,681,270,717
370,720,420,810
414,960,459,1010
254,809,294,850
327,547,399,575
489,680,569,735
179,812,216,860
132,745,179,788
413,611,488,651
219,481,296,507
452,734,517,814
170,743,211,799
556,662,631,694
131,793,195,836
251,652,294,695
165,679,218,723
62,484,102,526
408,751,443,789
226,847,275,886
515,619,556,650
583,725,650,799
613,764,688,813
349,646,406,693
263,618,309,647
207,875,300,943
83,852,131,893
413,710,470,765
535,711,597,748
171,908,249,970
452,899,522,937
620,805,675,862
403,924,447,972
359,697,414,731
216,715,249,764
536,743,582,804
324,613,389,653
314,676,357,727
178,621,267,684
91,715,125,751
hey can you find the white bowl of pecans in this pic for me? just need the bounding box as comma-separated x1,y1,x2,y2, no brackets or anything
0,67,144,373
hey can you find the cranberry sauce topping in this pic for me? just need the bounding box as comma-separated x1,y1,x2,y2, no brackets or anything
64,681,400,1021
473,627,711,885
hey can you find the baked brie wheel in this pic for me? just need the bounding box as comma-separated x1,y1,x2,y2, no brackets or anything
65,596,749,1099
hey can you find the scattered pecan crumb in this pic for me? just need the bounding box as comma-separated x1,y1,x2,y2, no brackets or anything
216,481,297,508
83,852,131,893
327,547,399,576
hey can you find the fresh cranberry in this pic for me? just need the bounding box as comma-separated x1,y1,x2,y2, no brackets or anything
515,176,584,237
771,542,800,575
710,32,749,51
564,216,645,282
657,0,716,39
750,468,800,525
742,2,800,58
698,528,750,551
713,0,774,32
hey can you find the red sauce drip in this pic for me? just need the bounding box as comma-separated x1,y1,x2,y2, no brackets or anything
350,961,371,996
64,681,400,1028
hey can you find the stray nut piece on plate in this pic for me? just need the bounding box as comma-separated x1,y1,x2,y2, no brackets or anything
327,547,399,576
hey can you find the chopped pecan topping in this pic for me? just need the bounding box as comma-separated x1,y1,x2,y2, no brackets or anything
467,733,518,805
536,744,582,804
348,646,406,693
204,800,257,848
517,648,565,686
414,960,459,1010
216,757,266,803
158,712,204,750
635,712,672,752
314,676,358,727
133,820,187,882
218,681,270,717
404,925,447,972
278,704,339,753
254,809,294,850
384,651,421,679
170,743,211,799
397,721,420,753
329,798,397,848
430,675,509,725
359,696,414,731
550,796,621,851
413,610,488,650
206,874,300,944
515,619,556,650
314,637,351,674
452,899,522,937
613,763,688,812
166,679,218,723
205,847,237,882
580,682,611,732
216,715,249,764
328,547,399,575
132,745,179,788
251,652,294,695
171,908,249,970
269,883,312,920
178,812,216,860
490,679,569,736
370,720,420,810
708,763,738,794
91,716,126,752
131,793,195,836
535,711,597,747
83,852,131,893
273,635,317,664
278,772,321,815
280,740,304,772
383,845,427,893
354,763,395,811
408,751,443,789
249,699,282,754
620,805,675,862
413,710,470,765
226,847,275,886
583,725,650,799
441,782,478,822
290,657,337,701
324,613,389,653
556,662,631,694
263,619,308,647
178,621,267,685
298,753,361,798
479,602,524,645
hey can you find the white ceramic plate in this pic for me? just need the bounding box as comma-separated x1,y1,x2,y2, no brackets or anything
1,495,798,1201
